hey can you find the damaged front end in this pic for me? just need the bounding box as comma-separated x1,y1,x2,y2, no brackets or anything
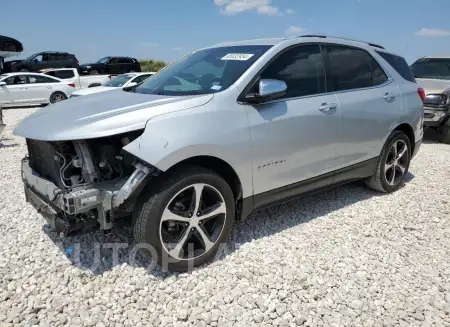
21,130,159,235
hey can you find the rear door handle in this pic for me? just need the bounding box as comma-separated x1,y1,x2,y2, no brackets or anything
318,102,337,112
383,92,396,100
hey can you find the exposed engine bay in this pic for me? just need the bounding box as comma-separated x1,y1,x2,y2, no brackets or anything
22,130,160,235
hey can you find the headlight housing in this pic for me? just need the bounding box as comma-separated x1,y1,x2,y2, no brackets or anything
423,94,449,107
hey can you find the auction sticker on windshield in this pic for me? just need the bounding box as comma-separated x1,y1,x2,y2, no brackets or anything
221,53,254,61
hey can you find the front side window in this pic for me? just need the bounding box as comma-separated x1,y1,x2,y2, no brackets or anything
96,57,110,64
326,46,387,91
259,44,326,98
103,74,134,87
4,75,27,85
134,45,272,96
28,75,58,84
410,58,450,80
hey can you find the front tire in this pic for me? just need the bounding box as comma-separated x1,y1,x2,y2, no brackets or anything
133,166,235,272
50,91,67,104
365,131,411,193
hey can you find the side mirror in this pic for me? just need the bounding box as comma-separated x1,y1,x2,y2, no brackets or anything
245,79,287,104
0,82,6,86
128,82,137,87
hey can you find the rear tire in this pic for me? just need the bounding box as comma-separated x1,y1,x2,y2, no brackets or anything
133,166,235,272
19,68,29,72
50,91,67,104
365,130,411,193
89,69,100,75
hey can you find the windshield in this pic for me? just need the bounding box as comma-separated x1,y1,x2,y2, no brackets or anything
96,57,110,64
411,58,450,80
103,74,134,87
25,53,38,60
134,45,272,96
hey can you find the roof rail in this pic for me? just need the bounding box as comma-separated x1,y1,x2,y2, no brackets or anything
286,34,385,49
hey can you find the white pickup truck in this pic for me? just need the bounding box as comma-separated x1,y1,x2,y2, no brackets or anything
39,68,113,89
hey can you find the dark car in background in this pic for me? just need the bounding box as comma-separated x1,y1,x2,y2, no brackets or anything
5,51,79,73
79,56,141,75
0,35,23,52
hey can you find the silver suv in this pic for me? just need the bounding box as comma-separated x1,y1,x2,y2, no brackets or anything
15,35,424,271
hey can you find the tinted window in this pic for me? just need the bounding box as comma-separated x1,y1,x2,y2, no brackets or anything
53,70,75,79
326,46,387,91
28,75,58,83
377,51,416,82
119,58,133,64
410,58,450,80
109,58,119,64
259,45,326,98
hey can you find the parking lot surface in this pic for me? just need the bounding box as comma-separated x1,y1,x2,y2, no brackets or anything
1,108,450,327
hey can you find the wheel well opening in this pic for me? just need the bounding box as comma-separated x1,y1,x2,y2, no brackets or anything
394,123,415,153
166,156,243,201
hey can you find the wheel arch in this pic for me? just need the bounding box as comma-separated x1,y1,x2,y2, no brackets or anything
393,123,415,153
163,155,243,204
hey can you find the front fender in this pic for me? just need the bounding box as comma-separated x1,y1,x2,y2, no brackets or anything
122,104,254,198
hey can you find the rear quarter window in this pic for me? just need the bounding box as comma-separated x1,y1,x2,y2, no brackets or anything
376,51,416,83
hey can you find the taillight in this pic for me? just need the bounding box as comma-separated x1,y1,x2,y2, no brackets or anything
108,75,112,79
68,83,75,88
417,88,425,102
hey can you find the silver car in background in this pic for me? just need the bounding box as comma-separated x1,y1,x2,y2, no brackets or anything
14,35,424,271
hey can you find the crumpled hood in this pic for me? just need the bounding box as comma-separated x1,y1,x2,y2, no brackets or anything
14,89,213,141
416,78,450,95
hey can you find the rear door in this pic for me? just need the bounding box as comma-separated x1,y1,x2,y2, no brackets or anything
107,57,121,74
118,58,133,73
22,75,60,103
324,45,400,167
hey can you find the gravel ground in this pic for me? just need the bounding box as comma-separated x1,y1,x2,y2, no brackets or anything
1,107,450,327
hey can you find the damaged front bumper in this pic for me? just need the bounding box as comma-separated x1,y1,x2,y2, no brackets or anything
21,158,153,235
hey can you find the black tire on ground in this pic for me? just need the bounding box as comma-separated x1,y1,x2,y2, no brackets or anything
49,91,67,104
439,120,450,144
129,70,135,73
19,68,29,72
133,166,235,272
365,130,412,193
89,69,100,75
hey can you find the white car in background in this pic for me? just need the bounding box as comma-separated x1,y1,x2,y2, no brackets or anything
0,72,75,106
40,68,113,89
70,72,155,98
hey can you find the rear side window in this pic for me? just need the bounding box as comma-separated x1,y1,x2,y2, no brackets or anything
119,58,134,64
377,51,416,83
53,70,75,79
325,45,388,91
260,44,326,98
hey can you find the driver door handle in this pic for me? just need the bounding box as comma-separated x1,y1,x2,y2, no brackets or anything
318,102,337,112
383,92,396,100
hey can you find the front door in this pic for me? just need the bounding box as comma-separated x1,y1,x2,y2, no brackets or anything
323,45,401,167
245,44,341,196
4,75,35,103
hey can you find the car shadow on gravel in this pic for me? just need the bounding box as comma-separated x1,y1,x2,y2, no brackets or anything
41,173,415,278
423,128,443,144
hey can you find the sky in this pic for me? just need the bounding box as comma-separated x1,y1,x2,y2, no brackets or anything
2,0,450,65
